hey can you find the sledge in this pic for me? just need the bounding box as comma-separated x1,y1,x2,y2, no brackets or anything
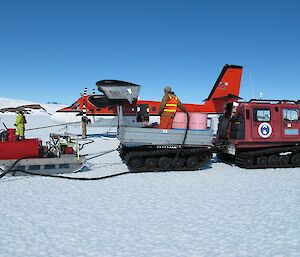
0,128,86,176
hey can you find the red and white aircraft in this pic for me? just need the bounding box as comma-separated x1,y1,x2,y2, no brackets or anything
51,64,243,127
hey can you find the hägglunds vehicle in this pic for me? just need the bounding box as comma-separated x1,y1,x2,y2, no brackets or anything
216,100,300,168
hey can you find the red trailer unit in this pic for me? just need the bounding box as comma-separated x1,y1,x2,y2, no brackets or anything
216,99,300,168
0,138,41,160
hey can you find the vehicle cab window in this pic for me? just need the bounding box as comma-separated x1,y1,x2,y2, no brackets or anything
253,108,271,122
282,108,299,122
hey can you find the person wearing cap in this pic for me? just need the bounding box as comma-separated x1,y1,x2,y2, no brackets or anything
158,86,187,129
15,110,27,140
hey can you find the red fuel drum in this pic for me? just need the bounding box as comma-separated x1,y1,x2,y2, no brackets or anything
0,139,40,160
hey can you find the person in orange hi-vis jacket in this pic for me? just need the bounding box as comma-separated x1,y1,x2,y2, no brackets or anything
158,86,187,129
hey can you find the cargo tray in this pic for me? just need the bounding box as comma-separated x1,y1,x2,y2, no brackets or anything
118,126,213,147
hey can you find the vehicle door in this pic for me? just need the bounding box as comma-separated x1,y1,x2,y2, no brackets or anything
281,107,300,140
251,106,274,140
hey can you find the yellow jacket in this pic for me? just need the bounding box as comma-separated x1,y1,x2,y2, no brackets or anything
16,113,26,126
15,113,26,137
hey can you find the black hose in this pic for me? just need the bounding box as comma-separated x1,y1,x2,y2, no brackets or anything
0,156,36,178
0,149,117,180
172,112,190,165
5,169,132,181
182,112,190,145
86,149,117,160
0,155,129,181
0,168,197,181
80,138,94,150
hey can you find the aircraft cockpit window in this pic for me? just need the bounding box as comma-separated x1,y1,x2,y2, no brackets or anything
68,102,81,110
75,103,80,110
68,102,76,108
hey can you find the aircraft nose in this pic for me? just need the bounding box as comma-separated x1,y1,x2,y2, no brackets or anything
51,111,82,124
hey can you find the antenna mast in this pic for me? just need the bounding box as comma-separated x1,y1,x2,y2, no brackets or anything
249,72,255,99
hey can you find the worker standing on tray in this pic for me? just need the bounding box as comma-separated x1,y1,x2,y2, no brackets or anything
15,110,27,140
158,86,187,129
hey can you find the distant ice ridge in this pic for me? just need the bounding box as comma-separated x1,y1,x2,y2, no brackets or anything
0,97,66,115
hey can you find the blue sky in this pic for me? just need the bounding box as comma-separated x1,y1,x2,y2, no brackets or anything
0,0,299,104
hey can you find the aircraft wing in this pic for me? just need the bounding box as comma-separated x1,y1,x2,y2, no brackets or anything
96,80,140,103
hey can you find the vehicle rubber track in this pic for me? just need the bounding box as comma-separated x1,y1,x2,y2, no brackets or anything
235,145,300,169
119,146,212,172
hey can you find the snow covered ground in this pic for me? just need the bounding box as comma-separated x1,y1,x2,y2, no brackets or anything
1,114,300,257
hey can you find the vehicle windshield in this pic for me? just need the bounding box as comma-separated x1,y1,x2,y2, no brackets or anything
67,101,80,110
67,102,77,108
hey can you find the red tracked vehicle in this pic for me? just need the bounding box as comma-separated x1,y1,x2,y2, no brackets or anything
216,99,300,168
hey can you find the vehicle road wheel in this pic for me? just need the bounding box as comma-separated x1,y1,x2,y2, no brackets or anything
244,157,254,167
291,153,300,166
186,156,199,169
145,158,158,169
128,156,143,169
279,156,289,166
158,157,171,170
257,156,268,167
172,157,185,169
268,155,279,166
217,152,232,162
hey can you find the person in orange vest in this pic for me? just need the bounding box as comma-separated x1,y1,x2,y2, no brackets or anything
158,86,187,129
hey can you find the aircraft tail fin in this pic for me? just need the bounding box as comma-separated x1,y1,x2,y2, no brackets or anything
205,64,243,102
